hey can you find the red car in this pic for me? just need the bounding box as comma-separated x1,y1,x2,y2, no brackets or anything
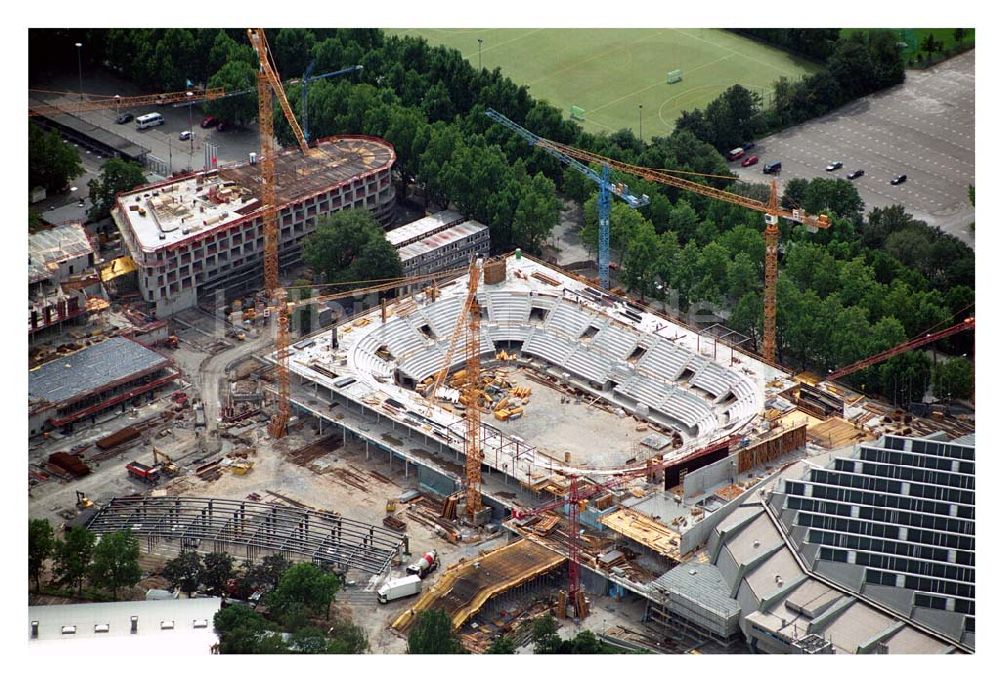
200,115,218,128
741,154,759,167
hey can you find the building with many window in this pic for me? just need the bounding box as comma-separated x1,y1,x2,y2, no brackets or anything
29,223,107,336
394,216,489,278
112,136,396,316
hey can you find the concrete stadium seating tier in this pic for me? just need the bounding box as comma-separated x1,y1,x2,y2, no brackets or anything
349,290,762,438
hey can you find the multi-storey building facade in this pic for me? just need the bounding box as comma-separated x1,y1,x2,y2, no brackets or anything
113,136,396,316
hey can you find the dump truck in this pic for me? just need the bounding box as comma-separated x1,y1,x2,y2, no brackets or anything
126,461,160,484
377,575,422,604
406,550,438,578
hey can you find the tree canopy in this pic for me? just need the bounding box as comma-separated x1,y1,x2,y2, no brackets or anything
162,550,204,594
29,519,55,593
303,210,402,288
88,530,142,600
87,158,146,222
29,123,83,194
54,527,96,595
407,609,465,654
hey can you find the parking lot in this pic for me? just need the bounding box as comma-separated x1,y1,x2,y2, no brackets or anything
735,50,975,247
31,68,260,175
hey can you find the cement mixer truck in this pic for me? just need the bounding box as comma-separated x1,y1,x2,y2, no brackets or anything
406,549,439,578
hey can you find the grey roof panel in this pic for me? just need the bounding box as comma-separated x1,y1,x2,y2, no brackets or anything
29,337,168,405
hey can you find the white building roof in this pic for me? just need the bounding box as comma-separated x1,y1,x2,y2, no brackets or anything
385,210,465,248
115,173,259,251
28,597,221,656
29,223,93,284
398,220,488,263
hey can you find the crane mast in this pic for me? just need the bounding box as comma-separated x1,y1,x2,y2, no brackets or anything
483,109,649,290
485,109,831,364
247,27,308,438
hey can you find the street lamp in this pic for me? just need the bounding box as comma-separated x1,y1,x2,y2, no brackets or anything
638,104,643,141
74,42,83,100
478,38,483,70
186,91,194,153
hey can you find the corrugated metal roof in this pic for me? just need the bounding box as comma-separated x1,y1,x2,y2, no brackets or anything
29,337,168,405
398,220,488,262
651,563,740,617
385,210,464,247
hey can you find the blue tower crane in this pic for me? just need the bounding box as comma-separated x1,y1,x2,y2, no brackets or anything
484,108,649,290
297,63,364,143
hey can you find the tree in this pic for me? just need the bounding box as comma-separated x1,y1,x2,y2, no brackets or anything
407,609,465,654
303,210,402,288
206,59,257,128
201,552,235,596
531,613,562,654
29,519,55,593
163,550,204,594
326,618,370,654
920,33,940,59
273,29,316,81
54,527,96,596
933,358,973,400
88,530,142,600
512,172,560,254
879,350,932,406
622,219,661,301
213,604,287,654
487,634,517,654
29,123,83,193
87,158,145,222
954,28,968,44
727,252,759,300
268,562,340,621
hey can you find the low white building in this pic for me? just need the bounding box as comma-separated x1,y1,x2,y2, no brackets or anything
28,597,222,656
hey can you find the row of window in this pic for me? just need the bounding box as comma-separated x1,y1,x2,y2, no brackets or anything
806,526,973,566
859,563,975,598
803,469,974,509
790,483,974,520
881,437,975,462
853,459,975,491
796,509,975,543
860,447,974,476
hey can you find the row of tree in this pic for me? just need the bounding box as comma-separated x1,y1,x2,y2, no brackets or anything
29,521,141,600
405,609,633,654
206,559,369,654
63,28,973,393
676,31,906,152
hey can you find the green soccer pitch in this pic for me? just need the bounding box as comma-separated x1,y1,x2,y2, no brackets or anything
388,28,821,137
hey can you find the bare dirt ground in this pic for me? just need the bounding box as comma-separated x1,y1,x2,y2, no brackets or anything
497,367,649,469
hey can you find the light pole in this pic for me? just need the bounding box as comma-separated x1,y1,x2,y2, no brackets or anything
478,38,483,70
186,91,194,153
74,42,83,100
638,104,643,141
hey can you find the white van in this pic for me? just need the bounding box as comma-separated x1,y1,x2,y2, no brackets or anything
136,112,165,129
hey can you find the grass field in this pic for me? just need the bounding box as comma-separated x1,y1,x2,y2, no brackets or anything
388,28,820,137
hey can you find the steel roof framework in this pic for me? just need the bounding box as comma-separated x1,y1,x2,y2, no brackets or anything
86,496,406,575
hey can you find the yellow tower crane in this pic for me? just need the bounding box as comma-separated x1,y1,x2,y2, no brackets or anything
246,27,310,439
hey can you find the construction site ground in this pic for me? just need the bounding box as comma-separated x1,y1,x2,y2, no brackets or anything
165,423,500,653
499,367,650,469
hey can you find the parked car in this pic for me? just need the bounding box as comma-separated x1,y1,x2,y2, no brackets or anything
216,120,230,132
726,147,745,161
762,161,782,175
741,154,759,167
741,142,756,151
825,160,842,171
890,174,908,185
200,115,218,128
179,130,192,141
115,111,134,124
847,169,865,180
